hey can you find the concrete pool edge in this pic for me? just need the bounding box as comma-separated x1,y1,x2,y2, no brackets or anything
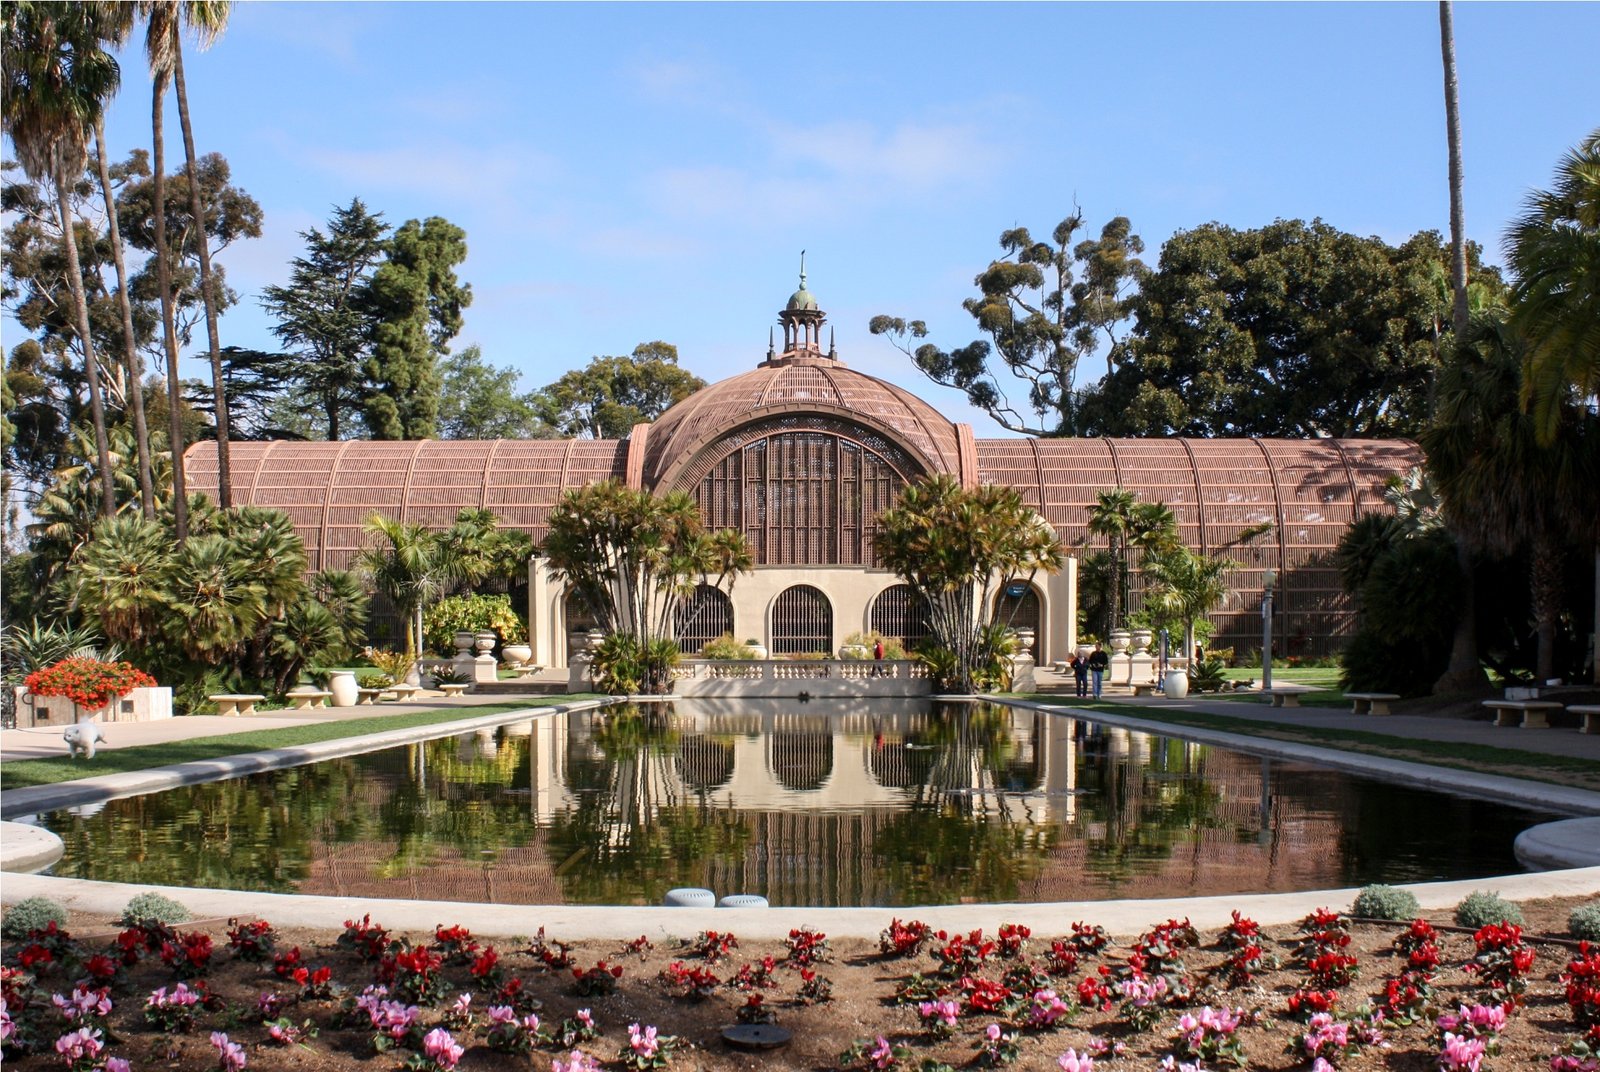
3,695,1596,937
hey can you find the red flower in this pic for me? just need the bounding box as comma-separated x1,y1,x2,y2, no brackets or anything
25,657,155,710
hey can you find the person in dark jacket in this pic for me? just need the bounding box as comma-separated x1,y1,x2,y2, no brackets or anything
1086,643,1110,698
1071,653,1090,698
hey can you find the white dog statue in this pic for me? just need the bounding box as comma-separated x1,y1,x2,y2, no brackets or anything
63,719,105,760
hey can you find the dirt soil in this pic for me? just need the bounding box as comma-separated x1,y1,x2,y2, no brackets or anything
3,895,1596,1071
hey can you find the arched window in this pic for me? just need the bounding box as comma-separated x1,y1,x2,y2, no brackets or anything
869,584,934,651
771,585,832,654
693,422,912,566
994,583,1041,660
674,584,734,654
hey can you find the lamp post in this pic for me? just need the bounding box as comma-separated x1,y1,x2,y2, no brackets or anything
1261,569,1277,692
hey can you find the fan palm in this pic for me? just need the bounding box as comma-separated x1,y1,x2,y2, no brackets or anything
2,0,122,516
1141,547,1236,673
70,514,172,647
1510,127,1600,444
166,532,266,662
1086,488,1137,630
358,514,454,663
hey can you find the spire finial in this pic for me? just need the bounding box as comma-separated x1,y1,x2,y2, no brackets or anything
828,327,836,359
767,326,775,359
799,249,807,289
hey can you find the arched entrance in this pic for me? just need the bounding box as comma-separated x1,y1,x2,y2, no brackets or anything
869,584,933,651
994,583,1042,660
771,585,833,654
674,584,734,654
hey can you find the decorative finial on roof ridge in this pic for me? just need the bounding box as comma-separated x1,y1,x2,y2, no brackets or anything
799,249,806,290
767,327,775,360
828,327,836,360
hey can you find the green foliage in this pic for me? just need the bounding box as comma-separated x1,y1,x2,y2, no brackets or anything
361,216,472,439
356,672,392,689
1,620,115,683
871,214,1147,436
699,634,756,660
1568,901,1600,941
1188,656,1228,693
1141,546,1235,667
120,891,191,925
422,593,527,656
437,344,541,438
2,896,68,938
876,477,1063,692
843,630,906,660
589,632,680,694
530,342,704,439
428,665,470,687
1351,884,1421,921
1080,220,1503,438
1338,528,1460,696
362,649,414,682
1454,890,1524,929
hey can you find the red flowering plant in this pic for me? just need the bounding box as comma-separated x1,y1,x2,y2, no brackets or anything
1379,970,1437,1025
1563,942,1600,1028
1394,918,1438,955
379,945,444,1005
572,960,624,997
660,961,720,1000
526,927,574,972
1070,921,1112,955
467,946,506,992
159,931,215,979
1465,922,1536,1006
685,930,739,964
432,924,479,966
879,918,933,958
726,956,778,992
227,918,276,963
797,967,833,1004
933,929,998,977
339,915,394,961
25,657,155,710
997,923,1032,959
784,927,830,967
1046,940,1081,977
1220,911,1262,950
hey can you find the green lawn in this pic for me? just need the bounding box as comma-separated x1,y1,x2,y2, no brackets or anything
0,696,603,790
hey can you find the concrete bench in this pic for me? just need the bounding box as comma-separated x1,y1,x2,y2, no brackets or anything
438,683,470,698
512,665,545,681
1566,705,1600,735
1130,682,1161,697
209,694,266,717
1346,691,1401,716
284,688,331,710
356,688,386,705
1482,698,1564,729
1264,684,1319,708
386,683,422,701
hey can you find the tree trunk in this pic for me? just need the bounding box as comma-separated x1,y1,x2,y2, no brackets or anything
95,117,157,518
153,79,189,542
172,41,232,507
1439,1,1470,338
1433,538,1489,693
1530,535,1563,684
53,169,117,518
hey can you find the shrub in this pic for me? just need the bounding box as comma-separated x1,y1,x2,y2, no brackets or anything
1352,884,1421,921
422,594,527,656
1454,890,1524,929
356,672,393,689
121,891,191,925
842,631,907,660
2,895,68,938
429,665,470,687
1569,901,1600,941
700,634,755,660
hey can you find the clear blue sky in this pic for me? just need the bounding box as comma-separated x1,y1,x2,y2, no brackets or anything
53,2,1600,435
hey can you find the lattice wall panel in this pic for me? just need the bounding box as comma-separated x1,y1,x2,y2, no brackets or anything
675,585,734,653
771,585,833,654
869,585,933,651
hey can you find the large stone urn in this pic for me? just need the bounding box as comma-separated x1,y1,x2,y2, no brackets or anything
1109,629,1132,656
1130,629,1153,655
328,671,359,708
1163,669,1190,699
746,639,768,660
502,644,533,668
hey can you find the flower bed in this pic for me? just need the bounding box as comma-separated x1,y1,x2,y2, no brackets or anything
0,898,1594,1071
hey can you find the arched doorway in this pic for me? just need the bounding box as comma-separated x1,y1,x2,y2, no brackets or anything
771,585,832,654
869,584,933,652
562,589,599,666
994,583,1041,660
674,584,733,654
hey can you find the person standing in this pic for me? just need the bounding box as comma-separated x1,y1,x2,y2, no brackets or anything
1072,653,1090,698
1087,642,1110,699
872,638,885,677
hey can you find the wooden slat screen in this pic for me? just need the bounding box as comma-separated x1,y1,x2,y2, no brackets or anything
674,585,734,654
869,584,934,651
771,585,833,654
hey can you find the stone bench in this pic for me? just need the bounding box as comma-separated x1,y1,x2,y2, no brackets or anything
1481,698,1564,729
284,688,331,710
1566,705,1600,735
209,694,266,717
438,683,470,698
356,688,387,705
1346,692,1401,716
1264,684,1319,708
385,683,422,702
1130,682,1161,698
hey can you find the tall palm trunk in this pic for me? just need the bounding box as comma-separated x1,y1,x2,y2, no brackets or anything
53,168,117,517
95,117,156,518
1431,1,1488,695
171,39,231,506
153,77,189,541
1530,535,1564,684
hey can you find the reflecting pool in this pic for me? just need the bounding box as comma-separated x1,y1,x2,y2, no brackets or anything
32,700,1553,907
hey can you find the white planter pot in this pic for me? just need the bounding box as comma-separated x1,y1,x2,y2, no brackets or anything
1130,629,1153,655
746,642,768,660
1163,671,1190,699
328,671,359,708
502,644,533,667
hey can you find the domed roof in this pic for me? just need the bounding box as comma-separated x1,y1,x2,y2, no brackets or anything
786,285,819,312
640,356,962,491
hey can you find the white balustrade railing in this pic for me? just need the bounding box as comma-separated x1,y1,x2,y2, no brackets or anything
669,659,931,694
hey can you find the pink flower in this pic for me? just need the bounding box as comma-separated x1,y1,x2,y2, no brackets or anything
422,1028,463,1070
1440,1032,1487,1072
1313,1059,1337,1072
210,1031,247,1071
450,993,472,1018
54,1027,105,1063
552,1050,602,1072
918,998,960,1026
1059,1049,1096,1072
487,1004,517,1024
869,1036,896,1069
256,992,282,1017
106,1059,133,1072
986,1023,1003,1041
629,1022,661,1059
576,1009,594,1028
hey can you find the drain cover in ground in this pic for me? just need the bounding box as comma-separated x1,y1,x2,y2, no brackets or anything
722,1024,792,1050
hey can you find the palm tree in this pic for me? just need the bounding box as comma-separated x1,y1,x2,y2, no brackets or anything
2,0,122,517
169,0,233,506
1439,1,1469,338
140,0,190,541
70,514,172,647
358,514,454,666
1142,547,1235,676
1086,488,1137,631
1511,127,1600,441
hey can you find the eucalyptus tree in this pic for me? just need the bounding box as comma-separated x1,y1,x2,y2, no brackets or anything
871,214,1147,436
2,0,123,516
874,476,1064,692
